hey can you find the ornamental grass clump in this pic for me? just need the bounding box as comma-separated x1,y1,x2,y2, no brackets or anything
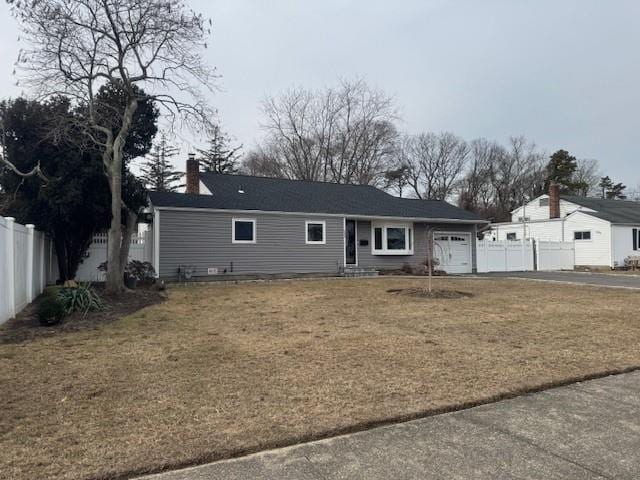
57,283,104,315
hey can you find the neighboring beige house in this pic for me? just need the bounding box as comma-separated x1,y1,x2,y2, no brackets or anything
486,185,640,268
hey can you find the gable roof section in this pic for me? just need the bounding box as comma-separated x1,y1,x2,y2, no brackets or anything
149,172,485,222
561,195,640,224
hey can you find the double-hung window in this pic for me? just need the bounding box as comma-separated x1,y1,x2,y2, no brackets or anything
232,218,256,243
371,223,414,255
306,221,326,244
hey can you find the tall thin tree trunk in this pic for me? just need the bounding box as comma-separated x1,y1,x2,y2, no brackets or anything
119,209,138,277
104,99,137,294
53,237,69,284
105,164,124,293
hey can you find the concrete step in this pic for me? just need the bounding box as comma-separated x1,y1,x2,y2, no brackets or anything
340,267,379,277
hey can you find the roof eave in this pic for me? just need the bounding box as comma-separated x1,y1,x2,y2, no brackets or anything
152,205,487,224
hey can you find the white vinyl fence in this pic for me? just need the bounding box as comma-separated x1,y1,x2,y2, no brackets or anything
76,231,153,281
476,239,575,273
536,241,575,271
476,239,535,273
1,217,55,324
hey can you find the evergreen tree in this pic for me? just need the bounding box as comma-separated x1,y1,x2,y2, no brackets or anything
0,93,156,281
196,124,242,174
607,182,627,199
599,176,613,198
140,133,183,192
599,176,627,199
545,149,578,193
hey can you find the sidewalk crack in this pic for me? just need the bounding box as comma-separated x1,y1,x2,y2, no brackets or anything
465,416,615,480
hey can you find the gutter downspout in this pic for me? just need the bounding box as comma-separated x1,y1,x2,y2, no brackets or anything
153,207,160,278
609,222,614,269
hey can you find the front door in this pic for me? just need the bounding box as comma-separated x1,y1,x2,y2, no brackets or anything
345,219,357,265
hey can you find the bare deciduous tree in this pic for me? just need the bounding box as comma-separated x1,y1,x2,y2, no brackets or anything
402,132,469,200
458,138,502,212
7,0,216,292
489,136,546,220
573,158,601,197
248,79,398,185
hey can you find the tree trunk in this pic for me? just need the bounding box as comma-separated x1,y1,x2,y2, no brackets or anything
104,98,138,294
53,237,69,284
105,162,124,293
119,208,138,277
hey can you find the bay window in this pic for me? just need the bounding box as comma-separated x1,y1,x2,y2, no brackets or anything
371,223,414,255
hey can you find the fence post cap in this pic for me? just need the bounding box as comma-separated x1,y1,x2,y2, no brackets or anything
26,224,35,230
4,216,15,222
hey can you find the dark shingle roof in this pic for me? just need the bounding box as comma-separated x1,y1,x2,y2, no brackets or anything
149,172,485,222
562,195,640,224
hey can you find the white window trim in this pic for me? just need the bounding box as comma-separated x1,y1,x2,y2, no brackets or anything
305,220,326,245
371,222,414,255
574,230,592,242
232,218,256,244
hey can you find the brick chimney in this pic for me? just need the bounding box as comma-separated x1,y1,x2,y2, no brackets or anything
549,183,560,219
186,153,199,194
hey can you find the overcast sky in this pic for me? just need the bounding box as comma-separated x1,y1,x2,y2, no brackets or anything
1,0,639,185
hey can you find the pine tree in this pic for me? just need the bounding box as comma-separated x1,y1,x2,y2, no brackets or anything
140,133,183,192
599,176,627,199
196,124,242,174
599,176,613,198
545,150,578,193
607,182,627,200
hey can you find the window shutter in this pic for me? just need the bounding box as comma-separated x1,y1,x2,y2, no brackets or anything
633,228,638,251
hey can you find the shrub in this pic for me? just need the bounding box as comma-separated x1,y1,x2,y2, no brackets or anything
401,262,413,274
98,260,156,284
58,283,104,315
127,260,156,284
37,296,66,326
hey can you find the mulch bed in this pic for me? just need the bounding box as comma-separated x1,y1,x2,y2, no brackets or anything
387,287,474,299
0,286,165,345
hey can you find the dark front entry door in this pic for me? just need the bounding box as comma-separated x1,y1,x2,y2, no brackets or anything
345,219,356,265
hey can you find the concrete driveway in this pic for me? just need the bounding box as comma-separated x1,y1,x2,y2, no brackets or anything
139,371,640,480
479,271,640,289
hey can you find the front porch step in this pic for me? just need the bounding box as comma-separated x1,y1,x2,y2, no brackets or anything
340,266,379,277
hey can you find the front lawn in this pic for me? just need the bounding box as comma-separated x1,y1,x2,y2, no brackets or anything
1,277,639,480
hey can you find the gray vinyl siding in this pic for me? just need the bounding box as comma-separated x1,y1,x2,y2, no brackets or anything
356,220,477,271
158,210,343,278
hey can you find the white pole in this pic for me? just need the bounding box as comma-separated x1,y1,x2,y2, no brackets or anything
40,234,46,292
26,224,35,302
5,217,16,318
153,209,160,277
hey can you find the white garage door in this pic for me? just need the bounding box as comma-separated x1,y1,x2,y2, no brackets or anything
434,233,472,274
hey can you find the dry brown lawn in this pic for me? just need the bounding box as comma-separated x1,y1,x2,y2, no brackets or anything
1,277,640,480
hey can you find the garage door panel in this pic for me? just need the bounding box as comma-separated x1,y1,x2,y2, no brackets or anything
434,232,472,274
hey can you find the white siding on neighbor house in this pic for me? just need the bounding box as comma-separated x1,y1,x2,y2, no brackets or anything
611,225,640,267
563,212,611,267
489,211,613,267
491,220,565,242
511,196,588,222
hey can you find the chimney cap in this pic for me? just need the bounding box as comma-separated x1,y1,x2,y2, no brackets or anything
188,152,196,160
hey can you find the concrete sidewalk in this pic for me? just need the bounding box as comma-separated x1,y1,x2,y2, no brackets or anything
140,371,640,480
